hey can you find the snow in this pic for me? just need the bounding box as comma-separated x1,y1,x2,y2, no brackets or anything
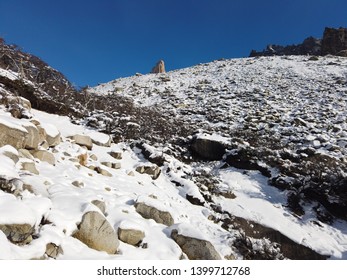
217,168,347,258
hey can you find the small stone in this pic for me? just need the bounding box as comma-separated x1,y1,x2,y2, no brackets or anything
109,151,122,160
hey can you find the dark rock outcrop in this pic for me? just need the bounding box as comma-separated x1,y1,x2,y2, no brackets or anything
191,137,226,161
250,27,347,57
321,27,347,56
250,36,321,57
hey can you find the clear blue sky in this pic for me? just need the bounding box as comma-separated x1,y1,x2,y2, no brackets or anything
1,0,346,87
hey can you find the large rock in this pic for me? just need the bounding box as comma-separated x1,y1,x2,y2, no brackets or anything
22,123,40,150
171,229,221,260
0,223,34,244
118,227,145,246
135,202,174,226
72,211,119,254
191,136,226,160
40,123,61,147
321,27,347,55
31,150,55,165
0,117,28,149
69,134,93,150
151,60,166,74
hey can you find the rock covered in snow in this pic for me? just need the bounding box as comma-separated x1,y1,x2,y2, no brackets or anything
171,229,221,260
135,201,174,226
69,134,93,150
72,211,119,254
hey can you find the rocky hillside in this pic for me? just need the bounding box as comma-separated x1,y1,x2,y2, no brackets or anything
1,39,347,259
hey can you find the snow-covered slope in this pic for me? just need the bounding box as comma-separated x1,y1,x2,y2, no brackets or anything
1,55,347,260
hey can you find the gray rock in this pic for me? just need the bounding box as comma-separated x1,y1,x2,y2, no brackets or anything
45,243,64,259
0,223,34,244
69,134,93,150
31,150,55,165
135,202,174,226
22,123,40,150
0,120,28,149
91,200,106,215
109,151,122,160
72,211,119,254
118,227,145,246
20,161,39,175
171,229,222,260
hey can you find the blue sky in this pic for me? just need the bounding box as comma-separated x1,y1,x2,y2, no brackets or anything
1,0,346,87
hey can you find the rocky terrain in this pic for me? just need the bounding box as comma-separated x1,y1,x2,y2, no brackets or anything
250,27,347,57
1,37,347,260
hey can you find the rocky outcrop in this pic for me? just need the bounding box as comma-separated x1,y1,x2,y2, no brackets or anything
72,211,119,254
171,229,221,260
250,36,322,57
321,27,347,56
135,202,174,226
250,27,347,57
151,60,166,74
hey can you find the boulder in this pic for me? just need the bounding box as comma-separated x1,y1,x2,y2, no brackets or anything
41,123,61,147
191,136,226,160
18,148,34,160
171,229,221,260
135,202,174,226
151,60,166,74
135,165,161,180
22,123,40,150
118,227,145,246
69,134,93,150
0,117,28,149
45,242,64,259
72,211,119,254
0,223,34,244
31,150,55,165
